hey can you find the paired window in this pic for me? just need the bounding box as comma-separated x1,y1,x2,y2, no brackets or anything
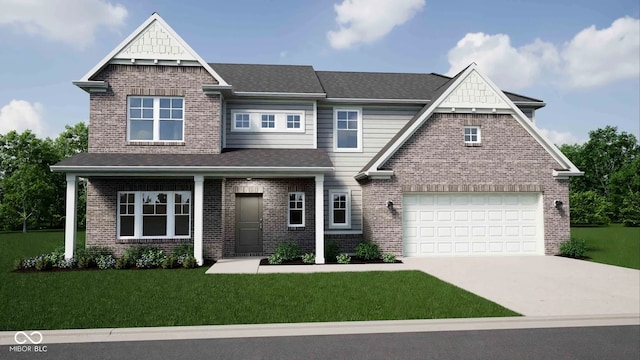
287,192,305,227
464,126,481,144
329,190,350,228
118,191,191,239
128,97,184,141
334,109,362,152
231,110,305,132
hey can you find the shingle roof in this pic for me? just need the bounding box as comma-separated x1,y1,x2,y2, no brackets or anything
52,149,334,170
208,63,543,104
209,63,325,94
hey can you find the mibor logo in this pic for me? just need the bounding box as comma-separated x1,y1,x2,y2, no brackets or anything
14,331,43,344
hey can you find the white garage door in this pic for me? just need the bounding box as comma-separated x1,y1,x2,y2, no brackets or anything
403,193,544,256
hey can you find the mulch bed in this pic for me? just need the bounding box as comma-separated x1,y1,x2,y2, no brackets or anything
259,257,403,265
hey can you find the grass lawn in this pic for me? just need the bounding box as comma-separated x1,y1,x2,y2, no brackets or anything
0,231,518,331
572,224,640,270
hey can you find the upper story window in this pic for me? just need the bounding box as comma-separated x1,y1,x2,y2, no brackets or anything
464,126,481,144
334,108,362,152
288,192,305,227
230,110,305,133
128,97,184,141
234,113,250,129
287,114,301,129
261,114,275,129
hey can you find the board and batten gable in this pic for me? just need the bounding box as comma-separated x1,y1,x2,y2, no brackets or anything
317,104,422,232
223,100,316,149
89,64,222,154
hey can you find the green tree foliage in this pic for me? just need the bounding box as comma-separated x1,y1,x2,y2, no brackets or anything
620,192,640,227
0,124,88,231
560,126,639,225
569,191,611,226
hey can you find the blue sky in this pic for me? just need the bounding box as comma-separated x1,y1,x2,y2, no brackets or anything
0,0,638,145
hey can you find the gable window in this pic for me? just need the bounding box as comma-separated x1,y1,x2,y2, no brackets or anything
329,190,351,228
234,113,250,129
128,97,184,141
286,114,301,129
334,108,362,152
288,192,305,227
118,191,191,239
261,114,275,129
464,126,481,144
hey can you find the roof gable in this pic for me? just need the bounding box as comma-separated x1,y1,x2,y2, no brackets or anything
76,13,228,86
358,63,582,179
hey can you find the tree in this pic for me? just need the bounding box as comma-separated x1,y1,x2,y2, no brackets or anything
0,164,54,232
561,126,639,222
569,191,611,226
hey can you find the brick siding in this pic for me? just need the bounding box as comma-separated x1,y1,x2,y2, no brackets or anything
89,64,221,154
362,113,570,256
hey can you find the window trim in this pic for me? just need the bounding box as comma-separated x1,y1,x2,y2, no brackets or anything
287,192,305,227
333,107,363,152
117,191,191,239
286,114,301,129
464,126,481,144
127,96,185,142
329,189,351,229
261,114,276,129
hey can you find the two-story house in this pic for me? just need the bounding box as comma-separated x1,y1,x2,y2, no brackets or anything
52,13,582,265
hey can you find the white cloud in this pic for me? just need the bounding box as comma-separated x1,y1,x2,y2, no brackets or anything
446,16,639,90
539,128,582,146
0,0,127,48
0,100,47,137
327,0,425,50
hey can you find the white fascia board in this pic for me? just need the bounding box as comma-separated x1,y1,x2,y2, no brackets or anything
232,91,326,99
363,63,582,176
71,81,108,93
77,13,229,86
354,170,394,180
324,98,429,104
513,101,546,109
553,170,585,178
50,165,334,174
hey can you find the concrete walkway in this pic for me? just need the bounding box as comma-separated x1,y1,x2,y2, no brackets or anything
207,255,640,317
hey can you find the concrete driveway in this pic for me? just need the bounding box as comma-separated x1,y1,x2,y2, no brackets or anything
403,256,640,317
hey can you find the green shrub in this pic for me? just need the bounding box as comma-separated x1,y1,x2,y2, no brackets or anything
118,245,157,269
302,253,315,264
268,253,283,265
96,255,116,270
559,237,588,259
172,244,194,257
13,257,24,271
274,242,301,261
35,256,53,271
324,241,340,261
182,256,197,268
77,254,95,269
336,253,351,264
621,191,640,227
135,248,166,269
355,241,381,260
162,255,179,269
86,246,114,258
569,191,611,226
115,257,131,270
382,253,397,263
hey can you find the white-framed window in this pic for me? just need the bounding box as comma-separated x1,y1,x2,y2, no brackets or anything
286,114,301,129
288,192,305,227
230,110,305,133
128,97,184,141
261,114,275,129
334,108,362,152
234,113,250,130
464,126,481,143
117,191,191,239
329,190,351,228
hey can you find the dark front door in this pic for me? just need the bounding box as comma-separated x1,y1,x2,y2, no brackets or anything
235,194,263,253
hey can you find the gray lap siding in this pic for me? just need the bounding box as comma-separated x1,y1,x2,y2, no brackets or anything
362,113,570,256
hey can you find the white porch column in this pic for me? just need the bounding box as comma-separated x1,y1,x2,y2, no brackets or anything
64,174,77,259
315,174,325,264
193,175,204,266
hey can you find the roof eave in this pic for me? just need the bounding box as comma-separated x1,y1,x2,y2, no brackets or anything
232,91,326,99
51,165,335,174
72,80,109,93
324,98,429,104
